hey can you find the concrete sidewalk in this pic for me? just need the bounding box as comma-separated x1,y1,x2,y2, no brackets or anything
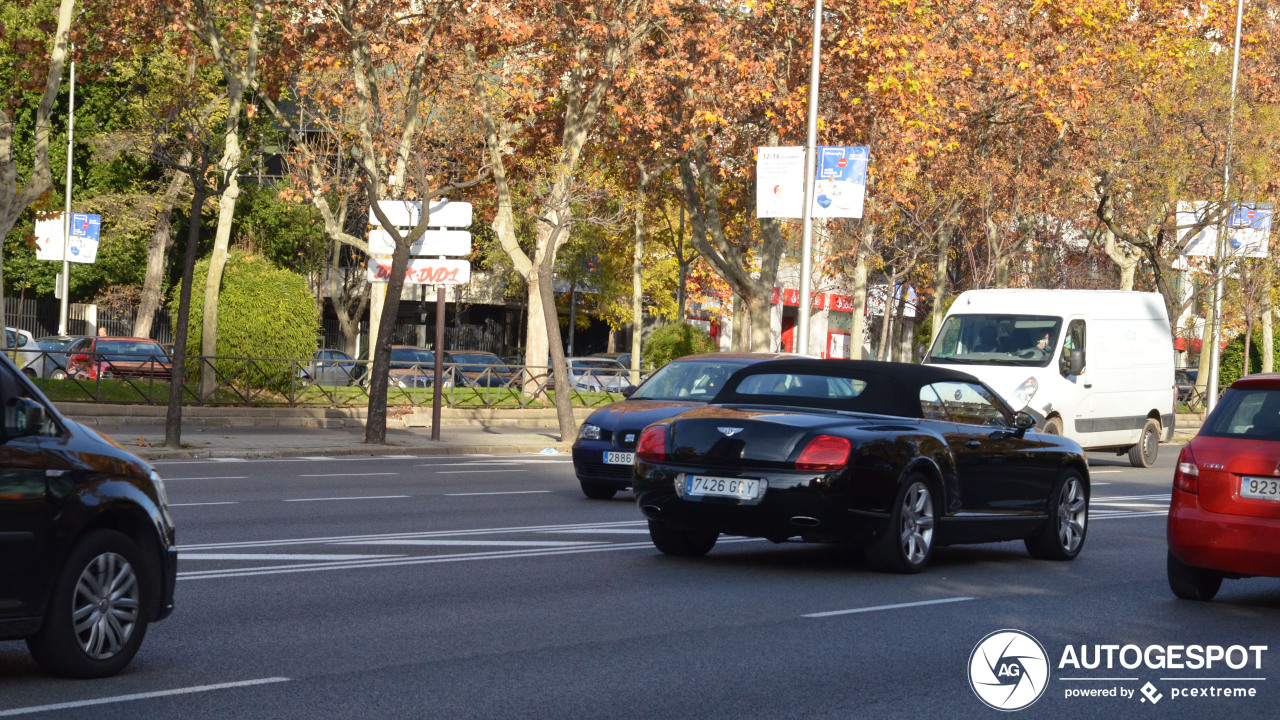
98,422,573,461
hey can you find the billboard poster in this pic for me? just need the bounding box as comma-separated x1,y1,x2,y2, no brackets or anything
755,147,805,218
1178,201,1272,258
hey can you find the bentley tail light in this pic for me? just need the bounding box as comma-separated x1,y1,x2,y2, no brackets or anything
1174,445,1199,494
636,426,667,462
795,434,852,472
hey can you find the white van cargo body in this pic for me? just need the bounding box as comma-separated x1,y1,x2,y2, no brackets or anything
924,289,1176,467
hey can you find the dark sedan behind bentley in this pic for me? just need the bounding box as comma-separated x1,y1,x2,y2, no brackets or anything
0,354,176,677
633,359,1090,573
572,353,793,499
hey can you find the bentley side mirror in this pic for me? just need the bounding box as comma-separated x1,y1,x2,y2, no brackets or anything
621,386,636,398
5,397,45,439
1013,411,1036,438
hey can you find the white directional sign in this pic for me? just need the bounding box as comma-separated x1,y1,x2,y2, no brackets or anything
34,212,101,263
369,199,473,229
756,146,869,219
368,257,471,285
368,228,472,256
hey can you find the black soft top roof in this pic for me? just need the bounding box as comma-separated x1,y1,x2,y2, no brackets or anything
713,359,983,418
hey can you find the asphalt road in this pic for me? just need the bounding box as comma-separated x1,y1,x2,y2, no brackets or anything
1,445,1277,719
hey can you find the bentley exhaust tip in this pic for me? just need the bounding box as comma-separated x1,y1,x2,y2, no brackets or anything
641,505,663,517
790,516,821,527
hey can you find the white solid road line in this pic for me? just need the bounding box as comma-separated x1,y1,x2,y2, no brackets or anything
162,476,250,481
446,490,548,496
0,677,291,717
284,495,411,502
179,519,649,551
342,539,604,548
298,472,400,477
550,528,653,534
437,470,528,475
170,502,241,507
181,553,406,561
802,597,976,619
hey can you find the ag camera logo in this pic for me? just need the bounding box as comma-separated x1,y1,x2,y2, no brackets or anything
969,630,1050,711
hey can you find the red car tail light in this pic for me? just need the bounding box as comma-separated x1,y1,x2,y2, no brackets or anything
795,434,852,472
636,426,667,462
1174,445,1199,494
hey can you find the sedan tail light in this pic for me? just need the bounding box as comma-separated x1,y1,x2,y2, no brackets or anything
1174,445,1199,494
795,434,852,472
636,425,667,462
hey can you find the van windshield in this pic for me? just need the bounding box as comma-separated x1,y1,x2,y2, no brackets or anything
927,314,1063,368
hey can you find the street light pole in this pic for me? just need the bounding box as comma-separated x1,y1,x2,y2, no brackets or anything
58,54,75,336
795,0,824,357
1205,0,1247,413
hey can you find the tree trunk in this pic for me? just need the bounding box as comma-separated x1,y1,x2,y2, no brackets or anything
877,283,894,361
199,130,242,397
731,293,746,351
931,227,949,345
676,205,688,322
745,293,772,351
166,176,208,448
534,211,576,440
849,220,873,360
136,157,191,338
630,167,646,383
1264,252,1275,374
363,222,415,444
1243,322,1252,377
1195,299,1216,399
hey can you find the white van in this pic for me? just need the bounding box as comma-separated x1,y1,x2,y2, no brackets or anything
923,289,1176,467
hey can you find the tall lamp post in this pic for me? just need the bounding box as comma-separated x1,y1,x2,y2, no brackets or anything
1204,0,1247,413
795,0,824,356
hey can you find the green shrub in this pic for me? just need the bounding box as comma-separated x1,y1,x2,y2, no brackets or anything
170,250,319,387
1219,329,1280,389
642,322,717,370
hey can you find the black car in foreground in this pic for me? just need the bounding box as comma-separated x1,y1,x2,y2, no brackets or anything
0,354,177,677
633,359,1090,573
573,353,793,499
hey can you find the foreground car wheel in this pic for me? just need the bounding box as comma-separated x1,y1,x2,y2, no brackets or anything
1167,551,1223,601
648,521,718,557
1026,469,1089,560
26,530,156,678
1127,419,1160,468
579,479,618,500
868,476,935,574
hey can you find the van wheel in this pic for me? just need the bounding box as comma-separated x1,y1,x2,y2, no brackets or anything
26,530,157,678
1127,419,1160,468
1041,417,1063,435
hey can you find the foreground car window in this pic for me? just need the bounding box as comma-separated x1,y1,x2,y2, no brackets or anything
929,381,1009,426
631,361,740,401
733,373,867,400
1202,388,1280,439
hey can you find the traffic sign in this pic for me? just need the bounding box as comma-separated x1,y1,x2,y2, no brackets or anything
369,199,473,229
368,228,472,256
33,212,100,263
367,257,471,285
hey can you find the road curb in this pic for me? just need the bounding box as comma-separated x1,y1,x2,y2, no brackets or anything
133,442,575,461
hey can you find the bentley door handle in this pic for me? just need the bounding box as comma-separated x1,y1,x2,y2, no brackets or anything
965,440,982,449
1084,384,1093,389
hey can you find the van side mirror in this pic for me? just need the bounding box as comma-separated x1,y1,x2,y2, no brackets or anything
1068,349,1085,376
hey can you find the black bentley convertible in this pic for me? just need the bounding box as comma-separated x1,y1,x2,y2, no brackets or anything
632,359,1090,573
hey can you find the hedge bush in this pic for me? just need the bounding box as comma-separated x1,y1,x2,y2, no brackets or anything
170,251,319,387
642,322,717,370
1218,329,1280,389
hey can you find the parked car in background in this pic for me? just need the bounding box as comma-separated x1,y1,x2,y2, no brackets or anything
633,359,1091,572
1176,368,1199,405
591,351,645,372
4,327,39,376
572,352,793,499
555,357,636,394
300,348,358,386
0,352,177,677
26,335,87,380
444,350,518,388
64,337,173,382
387,346,450,389
1167,373,1280,601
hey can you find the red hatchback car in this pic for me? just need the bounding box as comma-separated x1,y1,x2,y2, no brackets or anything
1167,373,1280,600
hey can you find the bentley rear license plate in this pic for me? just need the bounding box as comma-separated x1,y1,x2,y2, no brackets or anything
682,475,763,501
604,451,634,465
1240,476,1280,502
